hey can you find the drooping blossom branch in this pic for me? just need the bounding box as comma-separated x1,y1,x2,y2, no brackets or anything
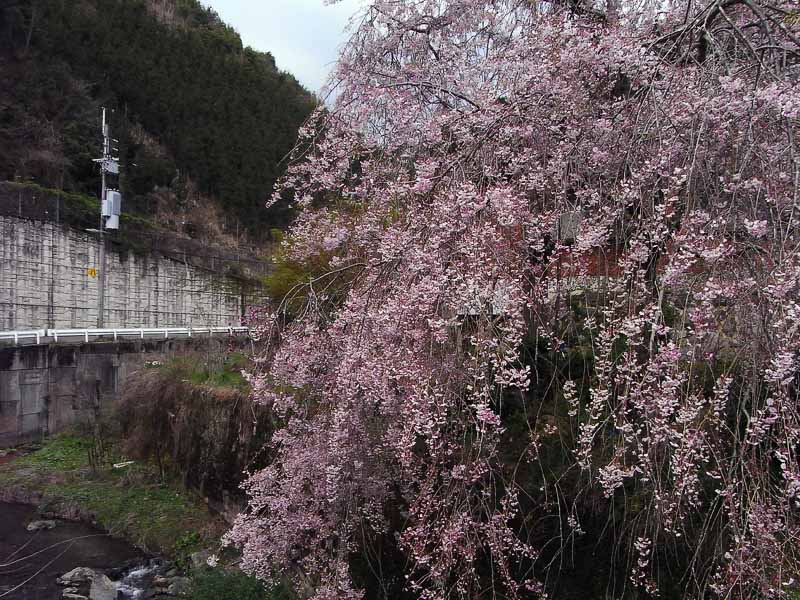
227,1,800,598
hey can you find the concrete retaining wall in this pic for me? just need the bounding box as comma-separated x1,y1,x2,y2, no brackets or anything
0,215,245,330
0,338,227,447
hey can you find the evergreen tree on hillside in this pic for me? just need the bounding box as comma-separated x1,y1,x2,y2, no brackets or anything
0,0,316,236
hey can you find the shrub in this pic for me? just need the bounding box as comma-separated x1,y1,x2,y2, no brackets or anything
189,568,292,600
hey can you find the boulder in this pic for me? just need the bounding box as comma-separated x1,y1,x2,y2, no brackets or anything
166,577,191,596
58,567,97,586
189,549,211,570
88,573,116,600
26,519,56,531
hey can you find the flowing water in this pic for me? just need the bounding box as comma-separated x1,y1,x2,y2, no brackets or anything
0,502,152,600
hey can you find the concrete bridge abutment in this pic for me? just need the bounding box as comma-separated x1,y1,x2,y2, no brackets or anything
0,338,223,447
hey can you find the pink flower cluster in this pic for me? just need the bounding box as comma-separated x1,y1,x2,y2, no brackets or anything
228,1,800,598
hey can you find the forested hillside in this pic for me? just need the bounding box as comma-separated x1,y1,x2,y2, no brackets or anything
0,0,316,239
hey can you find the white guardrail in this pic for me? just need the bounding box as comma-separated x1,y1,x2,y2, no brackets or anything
0,326,250,346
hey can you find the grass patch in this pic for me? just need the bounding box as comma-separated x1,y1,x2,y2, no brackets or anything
15,434,91,471
155,352,251,390
0,433,224,557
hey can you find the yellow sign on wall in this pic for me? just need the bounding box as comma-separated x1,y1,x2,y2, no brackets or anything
87,267,97,278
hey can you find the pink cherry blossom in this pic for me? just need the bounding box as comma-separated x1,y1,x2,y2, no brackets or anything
229,1,800,598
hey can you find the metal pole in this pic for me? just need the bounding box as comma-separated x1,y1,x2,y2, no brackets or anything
97,108,107,328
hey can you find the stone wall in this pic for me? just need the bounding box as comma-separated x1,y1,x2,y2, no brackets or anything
0,215,246,330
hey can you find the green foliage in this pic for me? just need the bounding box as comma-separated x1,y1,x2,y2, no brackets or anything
263,257,316,304
262,241,357,316
260,229,302,300
190,569,293,600
3,181,100,227
172,531,202,571
3,181,160,233
161,351,251,390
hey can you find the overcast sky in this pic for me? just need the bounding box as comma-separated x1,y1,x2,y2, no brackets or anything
208,0,363,96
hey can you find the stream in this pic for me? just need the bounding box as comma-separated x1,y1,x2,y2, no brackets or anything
0,502,179,600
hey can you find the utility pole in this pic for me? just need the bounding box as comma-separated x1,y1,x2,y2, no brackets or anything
98,108,108,328
92,107,121,328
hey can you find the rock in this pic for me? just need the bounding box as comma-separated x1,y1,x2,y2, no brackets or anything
58,567,97,586
164,569,177,578
107,559,144,580
166,577,191,596
88,573,116,600
63,587,80,594
189,549,211,570
116,582,152,599
26,519,56,531
62,594,89,600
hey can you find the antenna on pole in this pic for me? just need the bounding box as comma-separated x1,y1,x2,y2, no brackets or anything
94,107,122,230
91,107,123,328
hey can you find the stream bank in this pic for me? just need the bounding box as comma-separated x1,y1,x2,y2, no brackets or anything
0,434,286,600
0,435,227,600
0,501,152,600
0,435,227,557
